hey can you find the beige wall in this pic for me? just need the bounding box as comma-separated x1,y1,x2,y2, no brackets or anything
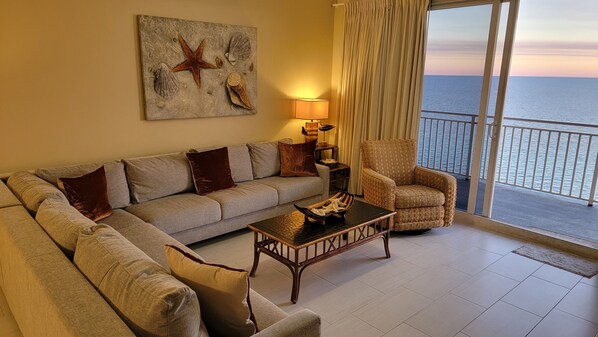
0,0,334,174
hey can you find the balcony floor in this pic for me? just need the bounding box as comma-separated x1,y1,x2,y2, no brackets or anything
455,177,598,246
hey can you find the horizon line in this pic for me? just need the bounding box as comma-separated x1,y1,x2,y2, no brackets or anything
424,74,598,79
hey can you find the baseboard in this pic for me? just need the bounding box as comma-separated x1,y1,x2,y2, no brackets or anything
455,210,598,259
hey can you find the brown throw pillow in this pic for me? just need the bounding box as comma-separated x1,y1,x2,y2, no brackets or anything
57,166,113,221
186,147,236,195
279,140,318,177
164,245,257,337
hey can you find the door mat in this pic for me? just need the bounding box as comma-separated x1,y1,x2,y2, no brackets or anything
513,244,598,278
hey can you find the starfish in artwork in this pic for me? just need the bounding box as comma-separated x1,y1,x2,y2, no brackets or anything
172,33,219,88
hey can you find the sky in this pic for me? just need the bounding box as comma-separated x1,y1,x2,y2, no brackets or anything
424,0,598,78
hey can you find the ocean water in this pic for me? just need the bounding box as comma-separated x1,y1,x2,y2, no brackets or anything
422,76,598,125
418,75,598,200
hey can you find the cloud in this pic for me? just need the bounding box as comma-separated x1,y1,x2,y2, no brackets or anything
426,40,487,55
512,41,598,57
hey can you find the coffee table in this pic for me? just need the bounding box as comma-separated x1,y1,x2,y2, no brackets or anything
247,200,396,303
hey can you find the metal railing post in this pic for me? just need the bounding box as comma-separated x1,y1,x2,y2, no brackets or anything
588,152,598,206
419,110,598,203
464,115,477,180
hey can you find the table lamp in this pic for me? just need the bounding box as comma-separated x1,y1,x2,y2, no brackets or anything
295,99,329,143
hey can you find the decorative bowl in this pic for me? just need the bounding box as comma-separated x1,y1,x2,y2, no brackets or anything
294,192,354,224
320,158,337,166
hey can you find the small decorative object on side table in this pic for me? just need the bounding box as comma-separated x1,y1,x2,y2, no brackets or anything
315,144,351,192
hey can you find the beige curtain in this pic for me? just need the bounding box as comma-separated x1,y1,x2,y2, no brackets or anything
336,0,429,194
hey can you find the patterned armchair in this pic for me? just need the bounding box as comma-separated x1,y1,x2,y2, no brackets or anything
360,139,457,231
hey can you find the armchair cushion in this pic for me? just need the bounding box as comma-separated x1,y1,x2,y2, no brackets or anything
395,185,445,209
361,139,417,185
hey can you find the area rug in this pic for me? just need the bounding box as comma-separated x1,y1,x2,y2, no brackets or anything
513,244,598,278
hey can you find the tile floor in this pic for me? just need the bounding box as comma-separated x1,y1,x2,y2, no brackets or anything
0,222,596,337
190,223,598,337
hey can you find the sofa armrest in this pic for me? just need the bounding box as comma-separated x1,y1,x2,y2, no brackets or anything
414,166,457,225
315,164,330,198
361,168,396,213
253,309,321,337
7,171,67,213
0,180,21,209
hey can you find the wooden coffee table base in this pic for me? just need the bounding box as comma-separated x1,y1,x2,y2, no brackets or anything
249,217,393,304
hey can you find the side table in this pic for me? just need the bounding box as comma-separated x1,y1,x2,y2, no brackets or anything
315,145,350,192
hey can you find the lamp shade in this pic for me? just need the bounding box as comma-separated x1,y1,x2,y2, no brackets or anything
294,99,329,120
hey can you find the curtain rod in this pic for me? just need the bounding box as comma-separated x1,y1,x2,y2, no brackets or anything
332,2,345,7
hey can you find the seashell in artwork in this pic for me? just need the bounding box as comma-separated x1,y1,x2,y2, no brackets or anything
225,32,251,65
153,63,179,99
226,72,253,110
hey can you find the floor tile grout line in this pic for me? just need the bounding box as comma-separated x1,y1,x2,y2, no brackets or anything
345,313,387,336
403,322,432,337
454,266,550,337
496,272,567,319
543,281,598,325
532,268,584,289
484,253,544,283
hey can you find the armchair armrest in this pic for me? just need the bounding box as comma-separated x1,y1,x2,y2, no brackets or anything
253,309,321,337
315,164,330,198
361,168,396,213
414,166,457,226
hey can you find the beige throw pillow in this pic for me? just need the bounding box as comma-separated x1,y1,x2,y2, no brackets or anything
36,197,97,258
165,245,257,337
75,225,201,337
247,138,292,179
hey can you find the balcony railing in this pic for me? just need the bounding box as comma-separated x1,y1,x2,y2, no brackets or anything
417,110,598,205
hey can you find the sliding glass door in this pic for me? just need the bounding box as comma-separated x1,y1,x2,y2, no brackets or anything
418,0,520,216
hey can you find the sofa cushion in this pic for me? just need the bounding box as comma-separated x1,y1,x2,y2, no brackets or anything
205,181,278,220
125,193,221,234
58,166,113,221
115,220,204,270
36,161,130,209
165,245,256,337
35,198,99,257
100,209,147,231
7,171,68,213
256,176,324,205
124,153,194,203
228,144,254,183
279,140,318,177
74,225,201,337
395,185,445,209
187,148,236,195
247,138,292,179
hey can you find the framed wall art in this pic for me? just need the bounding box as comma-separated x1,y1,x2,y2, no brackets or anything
138,15,257,120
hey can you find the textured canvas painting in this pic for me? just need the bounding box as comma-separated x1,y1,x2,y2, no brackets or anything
138,15,257,120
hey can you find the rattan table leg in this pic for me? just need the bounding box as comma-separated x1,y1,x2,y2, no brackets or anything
250,232,260,277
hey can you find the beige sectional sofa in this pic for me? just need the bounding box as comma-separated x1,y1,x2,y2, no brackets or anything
0,141,327,337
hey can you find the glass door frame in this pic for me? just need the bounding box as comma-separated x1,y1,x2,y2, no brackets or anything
429,0,520,217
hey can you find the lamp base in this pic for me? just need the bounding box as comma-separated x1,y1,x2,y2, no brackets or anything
304,121,319,143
